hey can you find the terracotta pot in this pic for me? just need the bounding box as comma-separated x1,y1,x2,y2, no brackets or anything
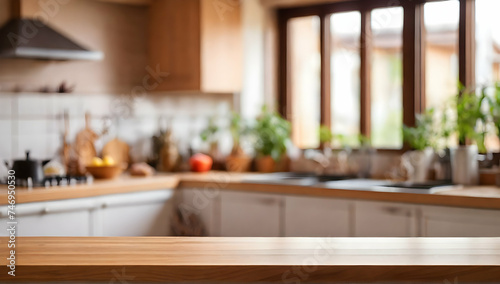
225,154,252,172
255,156,276,173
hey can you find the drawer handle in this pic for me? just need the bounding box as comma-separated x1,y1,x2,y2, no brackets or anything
258,198,277,205
383,207,411,216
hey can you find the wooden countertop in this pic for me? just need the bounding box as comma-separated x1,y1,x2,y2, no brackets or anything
0,237,499,282
2,172,500,210
0,174,180,204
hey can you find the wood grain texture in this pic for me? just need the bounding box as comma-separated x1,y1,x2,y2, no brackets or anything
0,175,179,204
2,172,500,210
201,0,243,93
149,0,201,91
0,237,499,282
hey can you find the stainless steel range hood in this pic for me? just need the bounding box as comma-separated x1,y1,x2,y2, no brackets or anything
0,19,104,61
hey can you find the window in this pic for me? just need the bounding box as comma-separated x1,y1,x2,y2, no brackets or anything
288,16,321,149
370,7,403,148
424,1,459,110
475,0,500,151
330,11,361,147
476,0,500,85
279,0,483,150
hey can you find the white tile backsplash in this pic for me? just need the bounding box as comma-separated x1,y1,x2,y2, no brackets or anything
0,95,13,118
1,91,233,163
17,93,55,118
54,95,85,118
0,120,12,160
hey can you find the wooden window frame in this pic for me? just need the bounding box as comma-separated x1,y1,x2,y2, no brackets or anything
278,0,475,151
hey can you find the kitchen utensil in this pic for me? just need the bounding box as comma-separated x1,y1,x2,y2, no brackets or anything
75,112,98,168
102,138,130,168
5,151,46,186
85,165,123,179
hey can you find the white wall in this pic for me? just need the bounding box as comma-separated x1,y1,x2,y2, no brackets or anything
241,0,266,119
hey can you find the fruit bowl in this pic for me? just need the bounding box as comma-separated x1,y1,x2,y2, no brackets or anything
85,165,123,179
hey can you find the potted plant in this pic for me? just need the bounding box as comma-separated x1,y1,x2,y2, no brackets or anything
225,113,252,172
452,85,488,185
253,106,291,173
402,108,436,183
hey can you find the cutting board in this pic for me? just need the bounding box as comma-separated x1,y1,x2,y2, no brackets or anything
102,138,130,168
74,113,98,167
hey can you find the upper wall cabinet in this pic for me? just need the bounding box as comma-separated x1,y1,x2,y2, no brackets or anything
149,0,242,93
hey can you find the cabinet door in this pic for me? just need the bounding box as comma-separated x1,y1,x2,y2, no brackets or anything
285,196,352,237
354,201,418,237
96,190,174,237
220,191,282,237
177,188,220,236
0,199,96,237
149,0,201,91
421,205,500,237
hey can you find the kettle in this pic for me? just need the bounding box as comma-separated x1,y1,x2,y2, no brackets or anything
4,151,47,186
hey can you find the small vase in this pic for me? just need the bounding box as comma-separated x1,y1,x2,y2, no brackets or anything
451,145,479,185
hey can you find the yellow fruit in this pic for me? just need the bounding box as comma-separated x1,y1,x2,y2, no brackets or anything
91,157,103,167
102,155,115,166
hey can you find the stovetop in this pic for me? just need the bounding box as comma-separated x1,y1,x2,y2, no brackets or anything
2,175,92,189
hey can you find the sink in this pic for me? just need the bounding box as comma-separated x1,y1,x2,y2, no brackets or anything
372,181,456,194
242,172,357,186
381,181,454,190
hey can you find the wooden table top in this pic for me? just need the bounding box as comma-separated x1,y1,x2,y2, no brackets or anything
2,172,500,210
0,237,499,282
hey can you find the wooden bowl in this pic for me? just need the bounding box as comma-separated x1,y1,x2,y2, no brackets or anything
85,166,123,179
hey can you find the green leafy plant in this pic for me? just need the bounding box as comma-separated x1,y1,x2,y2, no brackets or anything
455,84,488,152
403,108,436,151
319,125,334,145
253,106,291,161
358,134,372,148
229,112,251,155
200,116,220,144
318,126,360,148
437,101,456,150
488,83,500,141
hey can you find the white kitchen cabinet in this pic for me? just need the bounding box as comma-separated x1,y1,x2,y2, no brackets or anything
0,189,174,237
95,189,174,236
421,205,500,237
285,196,353,237
177,188,220,236
220,191,283,237
354,201,419,237
0,198,96,237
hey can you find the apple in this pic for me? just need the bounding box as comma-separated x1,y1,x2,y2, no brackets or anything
189,153,213,173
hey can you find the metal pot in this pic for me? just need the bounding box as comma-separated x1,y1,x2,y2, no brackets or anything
4,151,47,186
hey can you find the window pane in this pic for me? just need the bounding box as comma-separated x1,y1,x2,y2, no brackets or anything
476,0,500,85
424,0,459,109
370,7,403,149
476,0,500,151
288,16,321,148
330,11,361,147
